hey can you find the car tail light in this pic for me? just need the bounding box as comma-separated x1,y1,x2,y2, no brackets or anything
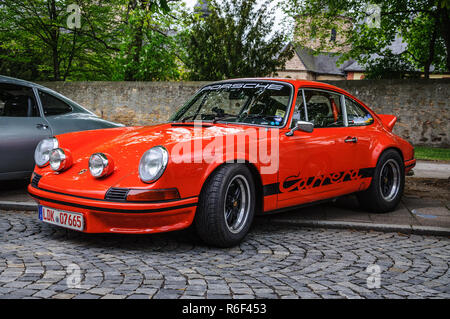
126,188,180,202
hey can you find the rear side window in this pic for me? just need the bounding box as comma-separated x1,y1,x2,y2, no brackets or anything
0,84,39,117
345,97,374,126
39,91,72,116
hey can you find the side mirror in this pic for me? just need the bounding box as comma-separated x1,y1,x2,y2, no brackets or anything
286,121,314,136
297,121,314,133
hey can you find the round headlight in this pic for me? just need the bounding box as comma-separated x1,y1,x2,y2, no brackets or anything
89,153,113,178
34,138,58,167
139,146,168,183
49,148,72,172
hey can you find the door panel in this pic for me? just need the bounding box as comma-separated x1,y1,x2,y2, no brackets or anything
277,89,369,209
278,128,367,208
0,84,51,175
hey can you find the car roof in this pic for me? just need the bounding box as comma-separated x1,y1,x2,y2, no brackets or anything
209,77,350,95
0,75,95,116
0,75,47,89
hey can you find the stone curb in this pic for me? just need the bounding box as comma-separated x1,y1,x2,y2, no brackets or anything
259,218,450,238
0,201,37,211
1,201,449,237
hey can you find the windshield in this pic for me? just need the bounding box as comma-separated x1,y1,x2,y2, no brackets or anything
170,81,293,127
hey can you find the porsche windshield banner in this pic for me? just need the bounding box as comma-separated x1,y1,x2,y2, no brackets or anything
201,82,286,91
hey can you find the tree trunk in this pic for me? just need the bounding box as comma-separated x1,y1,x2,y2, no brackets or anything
48,0,60,80
124,24,144,81
439,6,450,72
124,0,145,81
424,15,439,79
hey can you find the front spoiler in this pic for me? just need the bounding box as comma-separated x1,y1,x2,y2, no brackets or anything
28,184,198,234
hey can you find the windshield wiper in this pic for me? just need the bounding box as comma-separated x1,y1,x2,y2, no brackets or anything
181,113,226,123
180,115,198,123
212,115,240,123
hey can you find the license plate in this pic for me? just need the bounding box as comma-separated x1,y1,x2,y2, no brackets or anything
39,206,84,231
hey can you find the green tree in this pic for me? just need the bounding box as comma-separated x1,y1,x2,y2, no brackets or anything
364,53,420,79
0,0,181,81
0,0,123,81
283,0,450,79
115,0,187,81
184,0,294,81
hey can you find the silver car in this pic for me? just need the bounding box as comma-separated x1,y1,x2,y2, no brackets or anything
0,75,123,180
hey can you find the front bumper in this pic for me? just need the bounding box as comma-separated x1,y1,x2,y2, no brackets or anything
28,184,197,234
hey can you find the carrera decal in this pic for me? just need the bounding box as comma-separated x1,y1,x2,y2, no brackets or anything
263,167,375,196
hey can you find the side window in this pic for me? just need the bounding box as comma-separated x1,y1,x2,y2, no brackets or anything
39,91,72,116
345,97,374,126
304,89,344,128
0,84,39,117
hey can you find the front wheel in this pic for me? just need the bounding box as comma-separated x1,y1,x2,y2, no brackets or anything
195,164,255,247
357,149,405,213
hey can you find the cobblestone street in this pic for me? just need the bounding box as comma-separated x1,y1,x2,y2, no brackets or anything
0,210,449,299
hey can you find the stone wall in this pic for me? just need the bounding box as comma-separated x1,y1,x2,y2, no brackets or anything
38,79,450,147
39,81,208,126
324,79,450,147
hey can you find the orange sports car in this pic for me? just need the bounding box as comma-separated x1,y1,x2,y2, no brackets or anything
28,79,415,247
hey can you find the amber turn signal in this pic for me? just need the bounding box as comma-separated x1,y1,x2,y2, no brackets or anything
126,188,180,202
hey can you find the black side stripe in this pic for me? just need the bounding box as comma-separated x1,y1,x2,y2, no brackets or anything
263,167,375,197
28,193,197,214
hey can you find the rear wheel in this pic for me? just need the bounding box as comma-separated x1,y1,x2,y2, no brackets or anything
195,164,255,247
357,149,405,213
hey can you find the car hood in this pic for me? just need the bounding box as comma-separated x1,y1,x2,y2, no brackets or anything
38,123,253,198
57,122,247,154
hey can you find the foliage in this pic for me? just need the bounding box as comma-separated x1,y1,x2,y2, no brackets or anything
184,0,294,81
0,0,181,81
112,0,187,81
364,53,420,79
0,0,123,81
282,0,450,79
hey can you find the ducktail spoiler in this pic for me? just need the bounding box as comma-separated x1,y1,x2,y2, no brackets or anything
378,114,397,132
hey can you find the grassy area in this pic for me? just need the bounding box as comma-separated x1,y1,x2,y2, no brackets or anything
414,146,450,161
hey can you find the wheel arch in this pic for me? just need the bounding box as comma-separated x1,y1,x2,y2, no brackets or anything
198,160,264,214
371,144,405,168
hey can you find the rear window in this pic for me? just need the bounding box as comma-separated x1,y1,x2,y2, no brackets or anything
39,91,72,116
345,97,374,126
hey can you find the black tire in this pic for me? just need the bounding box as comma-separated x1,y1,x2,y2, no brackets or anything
357,149,405,213
195,164,256,247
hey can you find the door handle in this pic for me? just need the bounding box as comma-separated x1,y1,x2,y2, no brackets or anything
344,137,358,143
36,123,49,130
